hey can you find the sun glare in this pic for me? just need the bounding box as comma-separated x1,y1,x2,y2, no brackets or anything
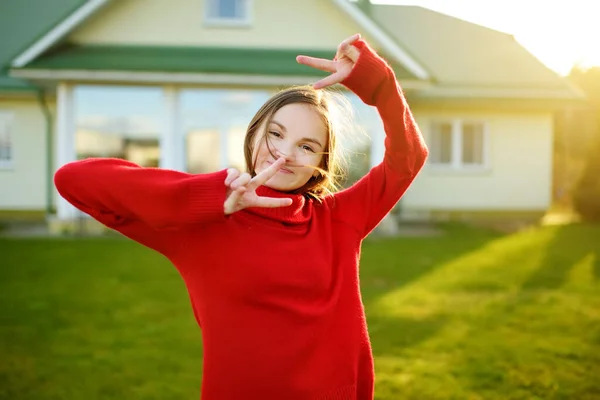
372,0,599,75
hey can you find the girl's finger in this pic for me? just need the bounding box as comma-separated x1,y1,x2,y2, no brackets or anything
341,42,361,63
225,168,240,186
341,33,360,46
224,186,245,215
230,172,252,190
247,157,285,190
313,72,344,90
338,33,361,53
252,196,293,209
296,56,336,72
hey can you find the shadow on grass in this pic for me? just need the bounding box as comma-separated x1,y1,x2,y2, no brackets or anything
446,223,600,399
360,223,600,399
359,223,500,356
360,223,500,297
521,223,600,290
367,313,447,357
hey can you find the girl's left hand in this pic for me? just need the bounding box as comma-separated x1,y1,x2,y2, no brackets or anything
296,33,362,89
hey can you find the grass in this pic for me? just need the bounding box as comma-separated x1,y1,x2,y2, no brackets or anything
1,223,599,399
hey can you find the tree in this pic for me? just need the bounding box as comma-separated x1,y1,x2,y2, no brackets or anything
553,65,600,210
573,134,600,222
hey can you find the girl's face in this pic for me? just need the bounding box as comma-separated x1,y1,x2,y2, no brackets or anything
252,103,327,192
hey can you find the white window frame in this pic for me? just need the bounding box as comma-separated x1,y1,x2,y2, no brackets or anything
0,111,14,170
427,118,490,171
204,0,252,27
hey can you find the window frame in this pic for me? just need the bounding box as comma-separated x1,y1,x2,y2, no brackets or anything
427,118,490,171
204,0,253,27
0,111,14,170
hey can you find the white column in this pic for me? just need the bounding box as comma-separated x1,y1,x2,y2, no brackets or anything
160,86,185,171
56,82,78,220
451,119,462,169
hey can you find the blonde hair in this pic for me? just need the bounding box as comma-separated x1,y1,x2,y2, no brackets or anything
244,85,355,201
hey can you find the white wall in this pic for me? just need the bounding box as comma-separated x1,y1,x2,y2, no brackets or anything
401,110,554,216
69,0,374,49
0,98,51,211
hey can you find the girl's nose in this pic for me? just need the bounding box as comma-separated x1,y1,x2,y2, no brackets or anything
275,146,293,161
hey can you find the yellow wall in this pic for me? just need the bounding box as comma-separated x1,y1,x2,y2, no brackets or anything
401,110,554,218
70,0,373,50
0,98,52,211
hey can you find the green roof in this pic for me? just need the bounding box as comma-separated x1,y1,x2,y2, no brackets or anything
0,76,38,92
0,0,87,92
19,43,417,79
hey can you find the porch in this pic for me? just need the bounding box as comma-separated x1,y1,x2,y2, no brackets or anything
52,81,387,224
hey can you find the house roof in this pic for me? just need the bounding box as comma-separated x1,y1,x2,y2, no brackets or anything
367,5,583,98
0,0,583,100
2,0,421,89
0,0,88,92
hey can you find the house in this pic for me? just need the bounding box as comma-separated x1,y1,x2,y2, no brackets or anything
0,0,584,231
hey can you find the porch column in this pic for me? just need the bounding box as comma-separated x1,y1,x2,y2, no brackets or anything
55,82,78,220
161,86,185,171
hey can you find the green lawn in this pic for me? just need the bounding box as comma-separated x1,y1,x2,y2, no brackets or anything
1,223,599,400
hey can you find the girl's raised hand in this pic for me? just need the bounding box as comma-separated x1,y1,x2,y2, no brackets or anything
223,157,293,215
296,33,362,89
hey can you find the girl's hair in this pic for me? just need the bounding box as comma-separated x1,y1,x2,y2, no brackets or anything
243,85,354,201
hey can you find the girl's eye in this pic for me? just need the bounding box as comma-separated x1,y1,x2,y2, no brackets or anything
301,145,315,153
269,131,282,138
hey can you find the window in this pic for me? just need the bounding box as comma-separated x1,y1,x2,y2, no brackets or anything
429,120,487,168
180,88,272,173
0,112,13,168
74,85,163,167
429,122,452,165
461,122,484,165
205,0,250,24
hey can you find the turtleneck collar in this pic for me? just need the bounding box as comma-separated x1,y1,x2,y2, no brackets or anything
243,185,313,225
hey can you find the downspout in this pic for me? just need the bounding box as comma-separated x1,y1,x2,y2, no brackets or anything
36,89,54,216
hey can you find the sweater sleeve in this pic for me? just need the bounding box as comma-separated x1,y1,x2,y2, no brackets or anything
54,158,228,231
327,40,429,238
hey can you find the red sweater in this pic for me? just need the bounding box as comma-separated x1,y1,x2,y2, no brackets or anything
54,40,428,400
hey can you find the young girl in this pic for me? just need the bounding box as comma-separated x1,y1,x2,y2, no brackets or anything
54,34,428,400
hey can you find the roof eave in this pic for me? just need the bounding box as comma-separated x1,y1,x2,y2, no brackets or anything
415,85,586,101
10,67,428,89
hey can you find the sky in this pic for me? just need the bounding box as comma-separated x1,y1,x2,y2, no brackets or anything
373,0,599,75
